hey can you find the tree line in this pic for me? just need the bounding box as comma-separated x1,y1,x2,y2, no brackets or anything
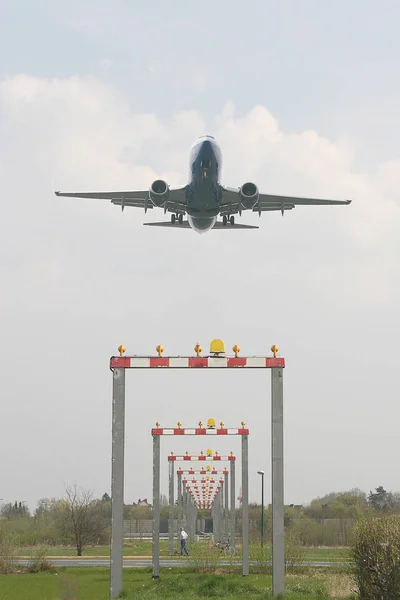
1,485,400,554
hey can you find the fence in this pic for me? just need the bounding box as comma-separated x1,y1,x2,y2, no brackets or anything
123,515,357,545
123,518,209,538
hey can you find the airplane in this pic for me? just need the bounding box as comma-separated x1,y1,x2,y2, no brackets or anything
55,135,352,234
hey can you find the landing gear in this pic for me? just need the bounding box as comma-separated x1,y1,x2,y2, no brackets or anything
222,215,235,226
171,213,183,224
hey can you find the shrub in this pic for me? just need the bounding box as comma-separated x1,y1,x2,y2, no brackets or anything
285,529,307,574
0,530,18,574
351,515,400,599
26,547,54,573
186,540,223,572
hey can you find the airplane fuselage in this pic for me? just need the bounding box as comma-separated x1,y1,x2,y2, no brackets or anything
187,136,223,233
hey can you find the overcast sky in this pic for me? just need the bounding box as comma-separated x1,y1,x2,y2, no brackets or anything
1,0,400,513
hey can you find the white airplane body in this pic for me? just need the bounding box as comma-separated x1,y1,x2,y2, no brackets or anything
55,135,351,233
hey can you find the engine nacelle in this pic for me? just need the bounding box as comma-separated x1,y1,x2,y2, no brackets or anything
239,182,259,209
149,179,169,207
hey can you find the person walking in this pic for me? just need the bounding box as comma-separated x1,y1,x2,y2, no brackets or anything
179,527,189,555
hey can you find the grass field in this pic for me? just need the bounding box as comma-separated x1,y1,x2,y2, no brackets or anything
16,542,351,562
0,567,355,600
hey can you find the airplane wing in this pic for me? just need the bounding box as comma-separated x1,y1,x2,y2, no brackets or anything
55,186,188,213
220,186,352,216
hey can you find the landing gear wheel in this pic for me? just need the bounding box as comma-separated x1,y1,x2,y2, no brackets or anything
178,213,183,224
230,215,235,226
223,215,227,226
171,214,176,224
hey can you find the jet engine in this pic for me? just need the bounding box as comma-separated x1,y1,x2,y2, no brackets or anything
239,182,259,209
149,179,169,207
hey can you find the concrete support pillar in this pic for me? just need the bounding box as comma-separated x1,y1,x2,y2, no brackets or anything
272,367,284,595
242,434,249,576
152,435,160,579
110,368,125,599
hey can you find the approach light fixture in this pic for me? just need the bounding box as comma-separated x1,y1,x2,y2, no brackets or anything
232,344,240,357
210,338,225,354
271,344,279,358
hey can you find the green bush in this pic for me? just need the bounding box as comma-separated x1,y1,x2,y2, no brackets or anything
351,516,400,599
186,540,224,572
25,547,55,573
0,529,18,573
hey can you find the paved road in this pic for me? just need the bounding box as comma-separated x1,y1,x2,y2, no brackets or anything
16,558,350,568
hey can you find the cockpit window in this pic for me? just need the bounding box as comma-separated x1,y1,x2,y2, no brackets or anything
201,159,211,168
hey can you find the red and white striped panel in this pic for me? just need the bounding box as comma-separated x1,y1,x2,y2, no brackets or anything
111,356,284,369
177,469,228,475
152,427,249,435
168,455,236,461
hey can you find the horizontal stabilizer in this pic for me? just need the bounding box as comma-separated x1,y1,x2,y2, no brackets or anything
212,221,259,230
143,220,259,230
143,220,191,228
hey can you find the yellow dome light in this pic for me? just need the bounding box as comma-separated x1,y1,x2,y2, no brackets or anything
220,421,225,428
194,343,202,357
156,344,164,357
118,345,126,356
241,421,246,428
207,418,216,429
206,448,213,456
232,344,240,357
155,421,160,427
206,465,211,471
271,344,279,358
210,338,225,354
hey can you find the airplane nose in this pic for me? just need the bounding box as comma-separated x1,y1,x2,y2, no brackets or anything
201,140,213,151
200,140,215,159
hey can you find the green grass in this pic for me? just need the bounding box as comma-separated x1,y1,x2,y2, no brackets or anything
0,568,355,600
302,547,351,562
17,540,169,557
16,543,351,562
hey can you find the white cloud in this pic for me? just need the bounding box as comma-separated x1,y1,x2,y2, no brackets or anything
1,73,400,509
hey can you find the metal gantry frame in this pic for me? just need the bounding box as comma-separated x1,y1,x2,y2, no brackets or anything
169,455,235,554
109,346,285,599
151,424,249,578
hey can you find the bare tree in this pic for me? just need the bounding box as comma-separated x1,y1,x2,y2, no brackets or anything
61,484,109,556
